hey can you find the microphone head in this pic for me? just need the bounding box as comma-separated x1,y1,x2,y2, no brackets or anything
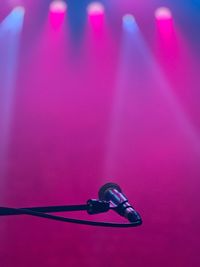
98,183,122,201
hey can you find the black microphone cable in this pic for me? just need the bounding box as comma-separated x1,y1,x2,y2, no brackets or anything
0,205,142,227
0,183,142,228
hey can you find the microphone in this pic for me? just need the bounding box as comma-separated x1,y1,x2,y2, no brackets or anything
98,183,142,223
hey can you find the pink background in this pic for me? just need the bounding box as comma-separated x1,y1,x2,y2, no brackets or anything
0,1,200,266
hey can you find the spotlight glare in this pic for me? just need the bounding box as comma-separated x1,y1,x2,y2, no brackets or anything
50,0,67,13
1,5,25,32
155,7,172,20
87,2,104,15
13,6,25,15
123,14,138,32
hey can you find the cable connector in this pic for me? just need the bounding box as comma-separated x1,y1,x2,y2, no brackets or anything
87,199,110,215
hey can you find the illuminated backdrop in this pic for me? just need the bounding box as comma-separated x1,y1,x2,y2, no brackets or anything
0,1,200,267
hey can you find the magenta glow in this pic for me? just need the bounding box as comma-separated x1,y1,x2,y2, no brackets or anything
155,7,172,20
49,1,67,29
49,0,67,13
87,2,105,31
87,2,104,15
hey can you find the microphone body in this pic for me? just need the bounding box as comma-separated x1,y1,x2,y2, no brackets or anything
99,183,142,223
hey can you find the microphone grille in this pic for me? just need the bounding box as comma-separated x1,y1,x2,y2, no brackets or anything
98,183,122,201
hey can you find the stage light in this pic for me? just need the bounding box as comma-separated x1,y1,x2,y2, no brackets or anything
87,2,104,15
49,0,67,28
50,0,67,13
1,6,25,32
12,6,25,15
0,5,25,179
87,2,105,30
123,14,138,32
155,7,172,20
155,7,174,37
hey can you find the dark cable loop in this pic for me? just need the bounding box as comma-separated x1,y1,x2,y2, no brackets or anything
0,206,142,227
